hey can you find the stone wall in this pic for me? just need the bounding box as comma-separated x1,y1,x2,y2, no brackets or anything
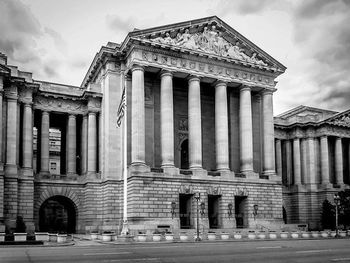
127,172,283,233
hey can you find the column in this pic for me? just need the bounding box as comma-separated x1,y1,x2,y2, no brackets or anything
67,114,76,175
262,90,275,175
5,92,18,173
275,139,282,177
81,114,88,175
306,137,316,184
215,81,229,171
87,112,97,174
293,138,301,185
40,111,50,174
320,136,330,184
335,137,344,185
188,76,202,169
131,65,145,165
285,140,292,186
160,70,174,168
239,85,254,173
22,103,33,170
0,77,3,167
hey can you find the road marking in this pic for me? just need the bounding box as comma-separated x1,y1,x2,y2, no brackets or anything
103,259,160,262
83,252,131,256
256,246,282,249
331,258,350,262
295,249,333,254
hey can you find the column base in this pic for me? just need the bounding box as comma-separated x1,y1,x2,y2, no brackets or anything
218,169,232,178
39,171,50,178
241,170,258,179
67,173,78,180
21,168,34,177
321,183,333,190
191,168,207,178
129,163,150,173
5,164,18,176
0,223,5,232
162,166,179,176
86,172,99,180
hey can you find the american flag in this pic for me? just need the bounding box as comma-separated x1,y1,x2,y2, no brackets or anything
116,85,126,128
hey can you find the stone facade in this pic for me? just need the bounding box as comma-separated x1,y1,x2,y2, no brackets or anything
0,16,287,234
275,106,350,229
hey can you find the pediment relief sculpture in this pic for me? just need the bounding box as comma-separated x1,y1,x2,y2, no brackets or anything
331,114,350,127
144,26,268,66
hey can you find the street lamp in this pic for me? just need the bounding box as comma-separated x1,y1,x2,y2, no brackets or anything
227,203,233,218
253,204,258,229
334,193,340,238
194,192,201,241
171,201,176,219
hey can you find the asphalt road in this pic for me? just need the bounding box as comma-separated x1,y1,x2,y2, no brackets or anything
1,239,350,263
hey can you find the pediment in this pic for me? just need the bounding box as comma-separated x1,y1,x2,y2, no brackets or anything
127,16,286,73
275,105,338,125
324,109,350,128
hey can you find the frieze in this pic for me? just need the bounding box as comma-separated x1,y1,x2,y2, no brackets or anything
34,96,87,114
140,26,268,66
135,50,274,88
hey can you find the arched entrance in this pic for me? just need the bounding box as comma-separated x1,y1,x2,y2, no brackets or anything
39,196,76,233
180,139,189,169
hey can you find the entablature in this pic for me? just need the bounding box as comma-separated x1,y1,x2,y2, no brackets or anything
125,46,277,90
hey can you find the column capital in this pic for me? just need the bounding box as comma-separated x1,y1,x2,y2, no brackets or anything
88,111,97,116
68,113,77,118
160,69,173,78
23,102,33,108
240,84,253,91
261,88,276,95
42,110,50,115
214,80,227,88
131,64,144,73
188,75,201,83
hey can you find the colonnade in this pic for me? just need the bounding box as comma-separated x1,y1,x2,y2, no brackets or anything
0,82,99,177
275,136,350,186
130,64,276,176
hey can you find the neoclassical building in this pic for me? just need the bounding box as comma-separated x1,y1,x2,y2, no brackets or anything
0,16,288,234
275,106,350,229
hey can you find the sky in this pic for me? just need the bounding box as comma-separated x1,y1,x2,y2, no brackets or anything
0,0,349,115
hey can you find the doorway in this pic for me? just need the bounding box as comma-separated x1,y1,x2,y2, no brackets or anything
180,139,189,169
235,196,247,228
179,194,192,229
208,195,220,229
39,196,76,233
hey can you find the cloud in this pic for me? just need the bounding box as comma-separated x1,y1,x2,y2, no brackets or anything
106,15,136,34
291,0,350,111
0,0,67,80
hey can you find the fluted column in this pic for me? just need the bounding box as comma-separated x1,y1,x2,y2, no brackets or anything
67,114,77,175
0,77,3,167
215,81,229,171
320,136,330,184
131,65,145,165
81,114,88,175
188,76,202,169
40,111,50,174
293,138,301,185
5,87,18,174
335,137,344,185
22,103,33,169
275,139,282,177
160,71,174,168
262,90,275,175
239,85,254,173
87,112,97,174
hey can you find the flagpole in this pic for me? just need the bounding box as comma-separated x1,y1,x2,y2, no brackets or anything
121,73,129,236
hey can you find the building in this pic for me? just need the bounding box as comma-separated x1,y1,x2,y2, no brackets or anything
275,106,350,229
0,16,289,234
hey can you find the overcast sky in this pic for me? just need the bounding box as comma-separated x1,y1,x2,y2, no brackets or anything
0,0,349,114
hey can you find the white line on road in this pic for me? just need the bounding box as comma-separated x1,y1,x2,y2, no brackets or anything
331,258,350,262
103,258,160,262
83,252,131,256
295,249,333,254
256,246,282,249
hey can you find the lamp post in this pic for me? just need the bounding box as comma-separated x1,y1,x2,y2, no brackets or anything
253,204,258,229
334,193,340,238
194,192,201,241
171,201,176,219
